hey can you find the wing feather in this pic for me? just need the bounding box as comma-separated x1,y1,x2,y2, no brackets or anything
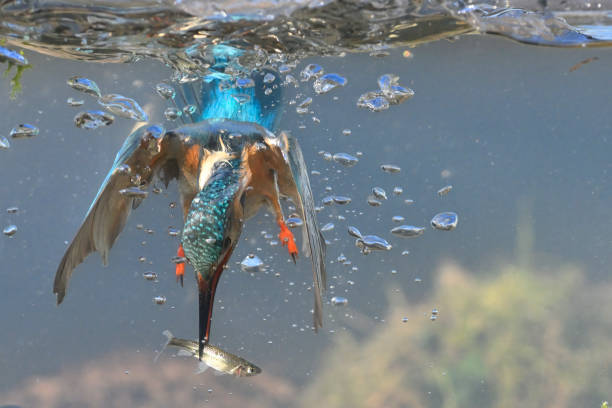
54,124,169,304
284,135,327,330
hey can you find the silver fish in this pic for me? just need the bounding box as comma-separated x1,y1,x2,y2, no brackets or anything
157,331,261,377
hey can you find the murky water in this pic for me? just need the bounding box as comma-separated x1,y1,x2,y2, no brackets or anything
1,1,612,407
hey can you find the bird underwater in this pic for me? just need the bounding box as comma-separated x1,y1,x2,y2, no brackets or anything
53,45,327,360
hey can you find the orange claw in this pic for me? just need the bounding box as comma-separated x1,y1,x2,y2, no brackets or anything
176,244,185,287
278,220,298,263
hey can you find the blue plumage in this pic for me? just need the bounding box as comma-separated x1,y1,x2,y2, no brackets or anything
181,158,242,275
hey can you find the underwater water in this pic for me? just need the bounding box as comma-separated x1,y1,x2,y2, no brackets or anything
1,1,612,407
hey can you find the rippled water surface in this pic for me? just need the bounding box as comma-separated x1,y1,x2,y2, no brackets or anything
1,1,612,407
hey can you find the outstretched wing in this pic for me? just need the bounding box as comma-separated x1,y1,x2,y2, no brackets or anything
54,124,172,304
283,134,327,330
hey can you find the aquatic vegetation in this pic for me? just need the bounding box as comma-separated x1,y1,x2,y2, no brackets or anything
0,44,30,99
300,261,612,408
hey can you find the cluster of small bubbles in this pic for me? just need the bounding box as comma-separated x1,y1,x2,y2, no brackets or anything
431,212,458,231
414,277,422,283
321,222,335,232
155,83,175,99
98,94,148,121
430,308,439,321
300,64,324,81
169,202,176,209
331,296,348,306
164,107,182,121
347,226,362,239
10,124,39,138
367,196,382,207
349,227,392,253
372,187,387,200
337,253,347,263
113,164,130,176
167,227,180,237
392,215,405,223
313,73,347,94
404,199,414,205
284,74,298,87
138,256,147,263
143,271,157,281
393,187,403,195
402,250,410,256
342,129,352,136
67,76,101,97
74,111,114,129
391,225,425,238
119,187,148,199
356,92,389,112
296,97,312,114
67,97,84,107
357,74,414,111
152,186,162,194
437,185,453,196
236,77,255,89
378,74,414,104
3,225,17,237
0,135,9,149
183,105,197,115
263,73,276,83
333,195,351,205
6,207,18,214
286,216,303,228
241,254,264,273
332,152,358,167
153,296,166,305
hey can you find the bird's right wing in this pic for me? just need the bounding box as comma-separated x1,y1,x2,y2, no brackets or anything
54,124,175,304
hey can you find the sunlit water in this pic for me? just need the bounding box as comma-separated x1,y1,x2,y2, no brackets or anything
1,1,612,407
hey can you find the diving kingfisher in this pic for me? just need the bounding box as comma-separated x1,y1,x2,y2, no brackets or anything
53,46,326,359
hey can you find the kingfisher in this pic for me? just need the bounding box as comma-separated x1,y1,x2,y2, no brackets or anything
53,47,326,359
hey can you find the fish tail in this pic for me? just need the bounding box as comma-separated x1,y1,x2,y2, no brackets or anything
154,330,175,363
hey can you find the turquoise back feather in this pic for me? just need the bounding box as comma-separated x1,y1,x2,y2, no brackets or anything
181,158,242,275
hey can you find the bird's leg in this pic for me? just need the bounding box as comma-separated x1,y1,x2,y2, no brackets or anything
266,174,298,262
176,244,185,287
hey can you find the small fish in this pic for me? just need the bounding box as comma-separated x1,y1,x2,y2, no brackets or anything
157,330,261,377
569,56,599,72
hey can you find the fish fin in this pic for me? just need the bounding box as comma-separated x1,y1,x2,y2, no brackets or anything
283,134,327,330
195,362,209,374
54,125,170,305
154,330,174,363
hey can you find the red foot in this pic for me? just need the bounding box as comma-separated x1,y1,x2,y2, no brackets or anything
176,244,185,287
278,220,298,263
